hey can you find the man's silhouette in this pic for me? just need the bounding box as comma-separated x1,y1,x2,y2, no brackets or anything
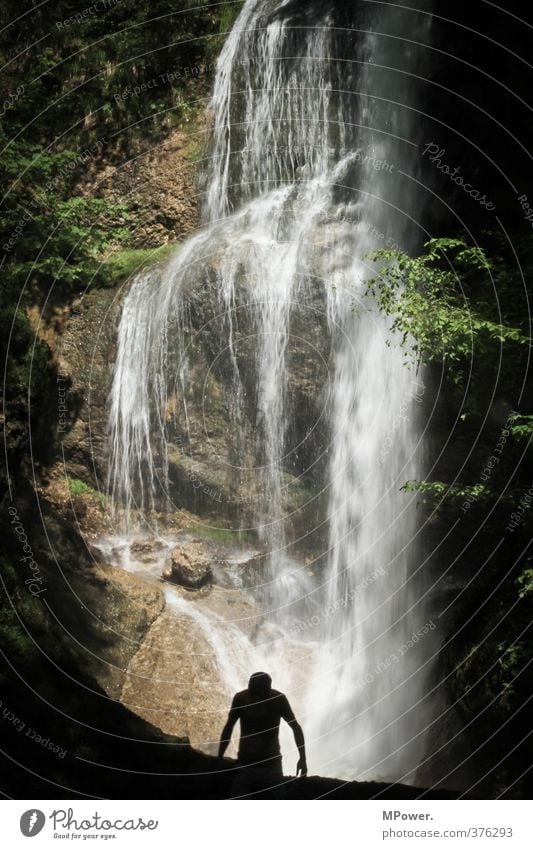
218,672,307,797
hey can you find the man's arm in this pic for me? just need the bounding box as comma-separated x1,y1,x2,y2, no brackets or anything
217,697,239,759
288,718,307,776
281,696,307,776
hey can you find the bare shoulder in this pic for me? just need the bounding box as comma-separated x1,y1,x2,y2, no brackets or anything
271,689,291,707
272,690,296,719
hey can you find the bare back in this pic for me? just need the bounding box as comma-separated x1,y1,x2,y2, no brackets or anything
230,688,295,764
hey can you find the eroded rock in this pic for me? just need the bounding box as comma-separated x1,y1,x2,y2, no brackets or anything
163,541,212,589
130,538,167,563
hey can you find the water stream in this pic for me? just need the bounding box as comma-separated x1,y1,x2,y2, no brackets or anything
105,0,435,782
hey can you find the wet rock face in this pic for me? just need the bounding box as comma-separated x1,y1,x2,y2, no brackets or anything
55,285,121,488
156,231,333,546
210,549,265,589
76,128,202,248
163,541,212,589
39,122,203,496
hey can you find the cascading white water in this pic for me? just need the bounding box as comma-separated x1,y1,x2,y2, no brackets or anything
107,0,435,781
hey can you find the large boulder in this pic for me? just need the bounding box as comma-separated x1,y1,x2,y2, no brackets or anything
163,541,212,589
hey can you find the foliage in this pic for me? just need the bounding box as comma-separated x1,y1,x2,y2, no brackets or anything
67,477,94,496
67,477,106,508
401,479,492,504
366,235,532,510
366,238,530,385
1,136,113,293
191,520,255,545
102,243,177,287
0,1,238,147
508,413,533,439
0,0,235,310
0,304,56,481
0,551,66,667
0,2,234,479
204,1,245,64
367,235,533,794
517,569,533,599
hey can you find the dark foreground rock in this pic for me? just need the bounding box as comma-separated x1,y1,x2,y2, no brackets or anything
0,667,459,800
0,486,457,801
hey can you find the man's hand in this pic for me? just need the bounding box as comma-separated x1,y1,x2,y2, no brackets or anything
296,757,308,777
287,715,307,777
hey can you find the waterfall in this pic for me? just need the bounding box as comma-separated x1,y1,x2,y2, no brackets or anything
107,0,435,782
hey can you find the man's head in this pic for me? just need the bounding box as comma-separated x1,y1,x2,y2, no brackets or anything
248,671,272,700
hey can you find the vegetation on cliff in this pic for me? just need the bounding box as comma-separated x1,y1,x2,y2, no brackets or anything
369,237,533,795
1,0,241,482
